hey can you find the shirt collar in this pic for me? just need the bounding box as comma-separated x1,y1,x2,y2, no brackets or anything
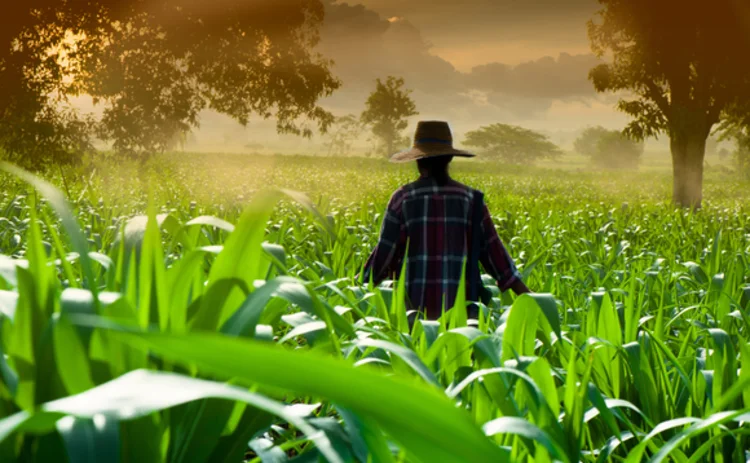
419,173,452,183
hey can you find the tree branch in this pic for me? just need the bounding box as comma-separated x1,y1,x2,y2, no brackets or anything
644,80,670,118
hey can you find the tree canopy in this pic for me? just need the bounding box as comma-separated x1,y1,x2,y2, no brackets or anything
574,126,644,170
0,0,340,167
360,76,418,157
573,126,610,160
463,124,562,165
588,0,750,207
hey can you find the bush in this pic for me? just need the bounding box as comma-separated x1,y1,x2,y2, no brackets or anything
574,126,644,170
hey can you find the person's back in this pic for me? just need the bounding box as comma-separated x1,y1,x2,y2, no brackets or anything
362,121,530,320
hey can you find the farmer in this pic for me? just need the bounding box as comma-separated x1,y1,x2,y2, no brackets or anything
361,120,531,321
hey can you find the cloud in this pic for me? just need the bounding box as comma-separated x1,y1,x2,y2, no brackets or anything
191,0,620,147
461,53,605,116
355,0,600,51
319,3,604,121
319,1,464,97
468,53,600,100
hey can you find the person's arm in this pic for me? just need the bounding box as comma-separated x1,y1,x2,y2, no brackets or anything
477,204,530,295
361,191,407,285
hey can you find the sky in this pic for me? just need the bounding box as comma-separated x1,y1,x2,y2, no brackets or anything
182,0,638,151
355,0,599,69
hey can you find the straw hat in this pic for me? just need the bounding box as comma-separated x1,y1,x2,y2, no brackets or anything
390,120,476,163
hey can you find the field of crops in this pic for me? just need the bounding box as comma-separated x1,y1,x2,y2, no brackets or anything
1,153,750,462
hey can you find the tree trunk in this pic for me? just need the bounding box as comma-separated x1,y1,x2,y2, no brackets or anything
670,115,710,208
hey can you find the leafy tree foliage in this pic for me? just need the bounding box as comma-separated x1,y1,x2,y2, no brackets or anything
573,126,610,159
0,0,341,167
360,77,418,157
574,126,644,169
717,110,750,179
326,114,363,156
588,0,750,207
463,124,562,165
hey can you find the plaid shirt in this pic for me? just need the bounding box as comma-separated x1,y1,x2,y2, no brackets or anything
362,175,521,319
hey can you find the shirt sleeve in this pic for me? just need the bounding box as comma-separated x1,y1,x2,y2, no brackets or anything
361,191,407,285
478,204,522,292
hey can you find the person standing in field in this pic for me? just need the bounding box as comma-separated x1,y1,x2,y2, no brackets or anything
361,120,531,321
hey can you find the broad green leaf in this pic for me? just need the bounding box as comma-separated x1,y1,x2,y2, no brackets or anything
501,295,541,362
5,370,346,463
353,338,440,387
483,417,567,462
87,322,508,463
222,277,307,338
185,216,235,233
208,192,278,327
53,314,95,395
57,415,120,463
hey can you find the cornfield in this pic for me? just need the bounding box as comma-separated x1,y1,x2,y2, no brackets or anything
0,154,749,462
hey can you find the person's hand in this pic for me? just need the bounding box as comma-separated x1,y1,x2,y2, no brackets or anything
511,279,532,295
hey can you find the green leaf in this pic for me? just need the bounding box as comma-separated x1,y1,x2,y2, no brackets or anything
336,406,395,463
353,338,440,387
206,405,273,463
167,399,235,463
0,163,99,306
208,192,278,327
185,216,235,233
57,415,121,463
483,417,568,462
650,410,750,463
85,322,507,463
221,277,302,338
8,369,346,463
53,314,95,395
501,295,541,362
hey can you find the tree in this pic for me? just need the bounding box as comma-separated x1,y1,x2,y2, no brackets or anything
716,110,750,179
326,114,363,156
587,0,750,207
0,1,341,167
463,124,562,165
574,126,644,169
595,131,645,170
360,77,418,157
574,126,611,158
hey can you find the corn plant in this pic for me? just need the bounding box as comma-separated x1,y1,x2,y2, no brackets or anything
0,159,749,462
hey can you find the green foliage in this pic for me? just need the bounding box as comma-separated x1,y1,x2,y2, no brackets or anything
0,1,340,163
587,0,750,206
573,126,610,159
463,123,562,165
360,77,418,157
0,157,749,461
574,126,644,169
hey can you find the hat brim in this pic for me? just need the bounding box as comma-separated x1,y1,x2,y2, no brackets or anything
389,144,476,163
